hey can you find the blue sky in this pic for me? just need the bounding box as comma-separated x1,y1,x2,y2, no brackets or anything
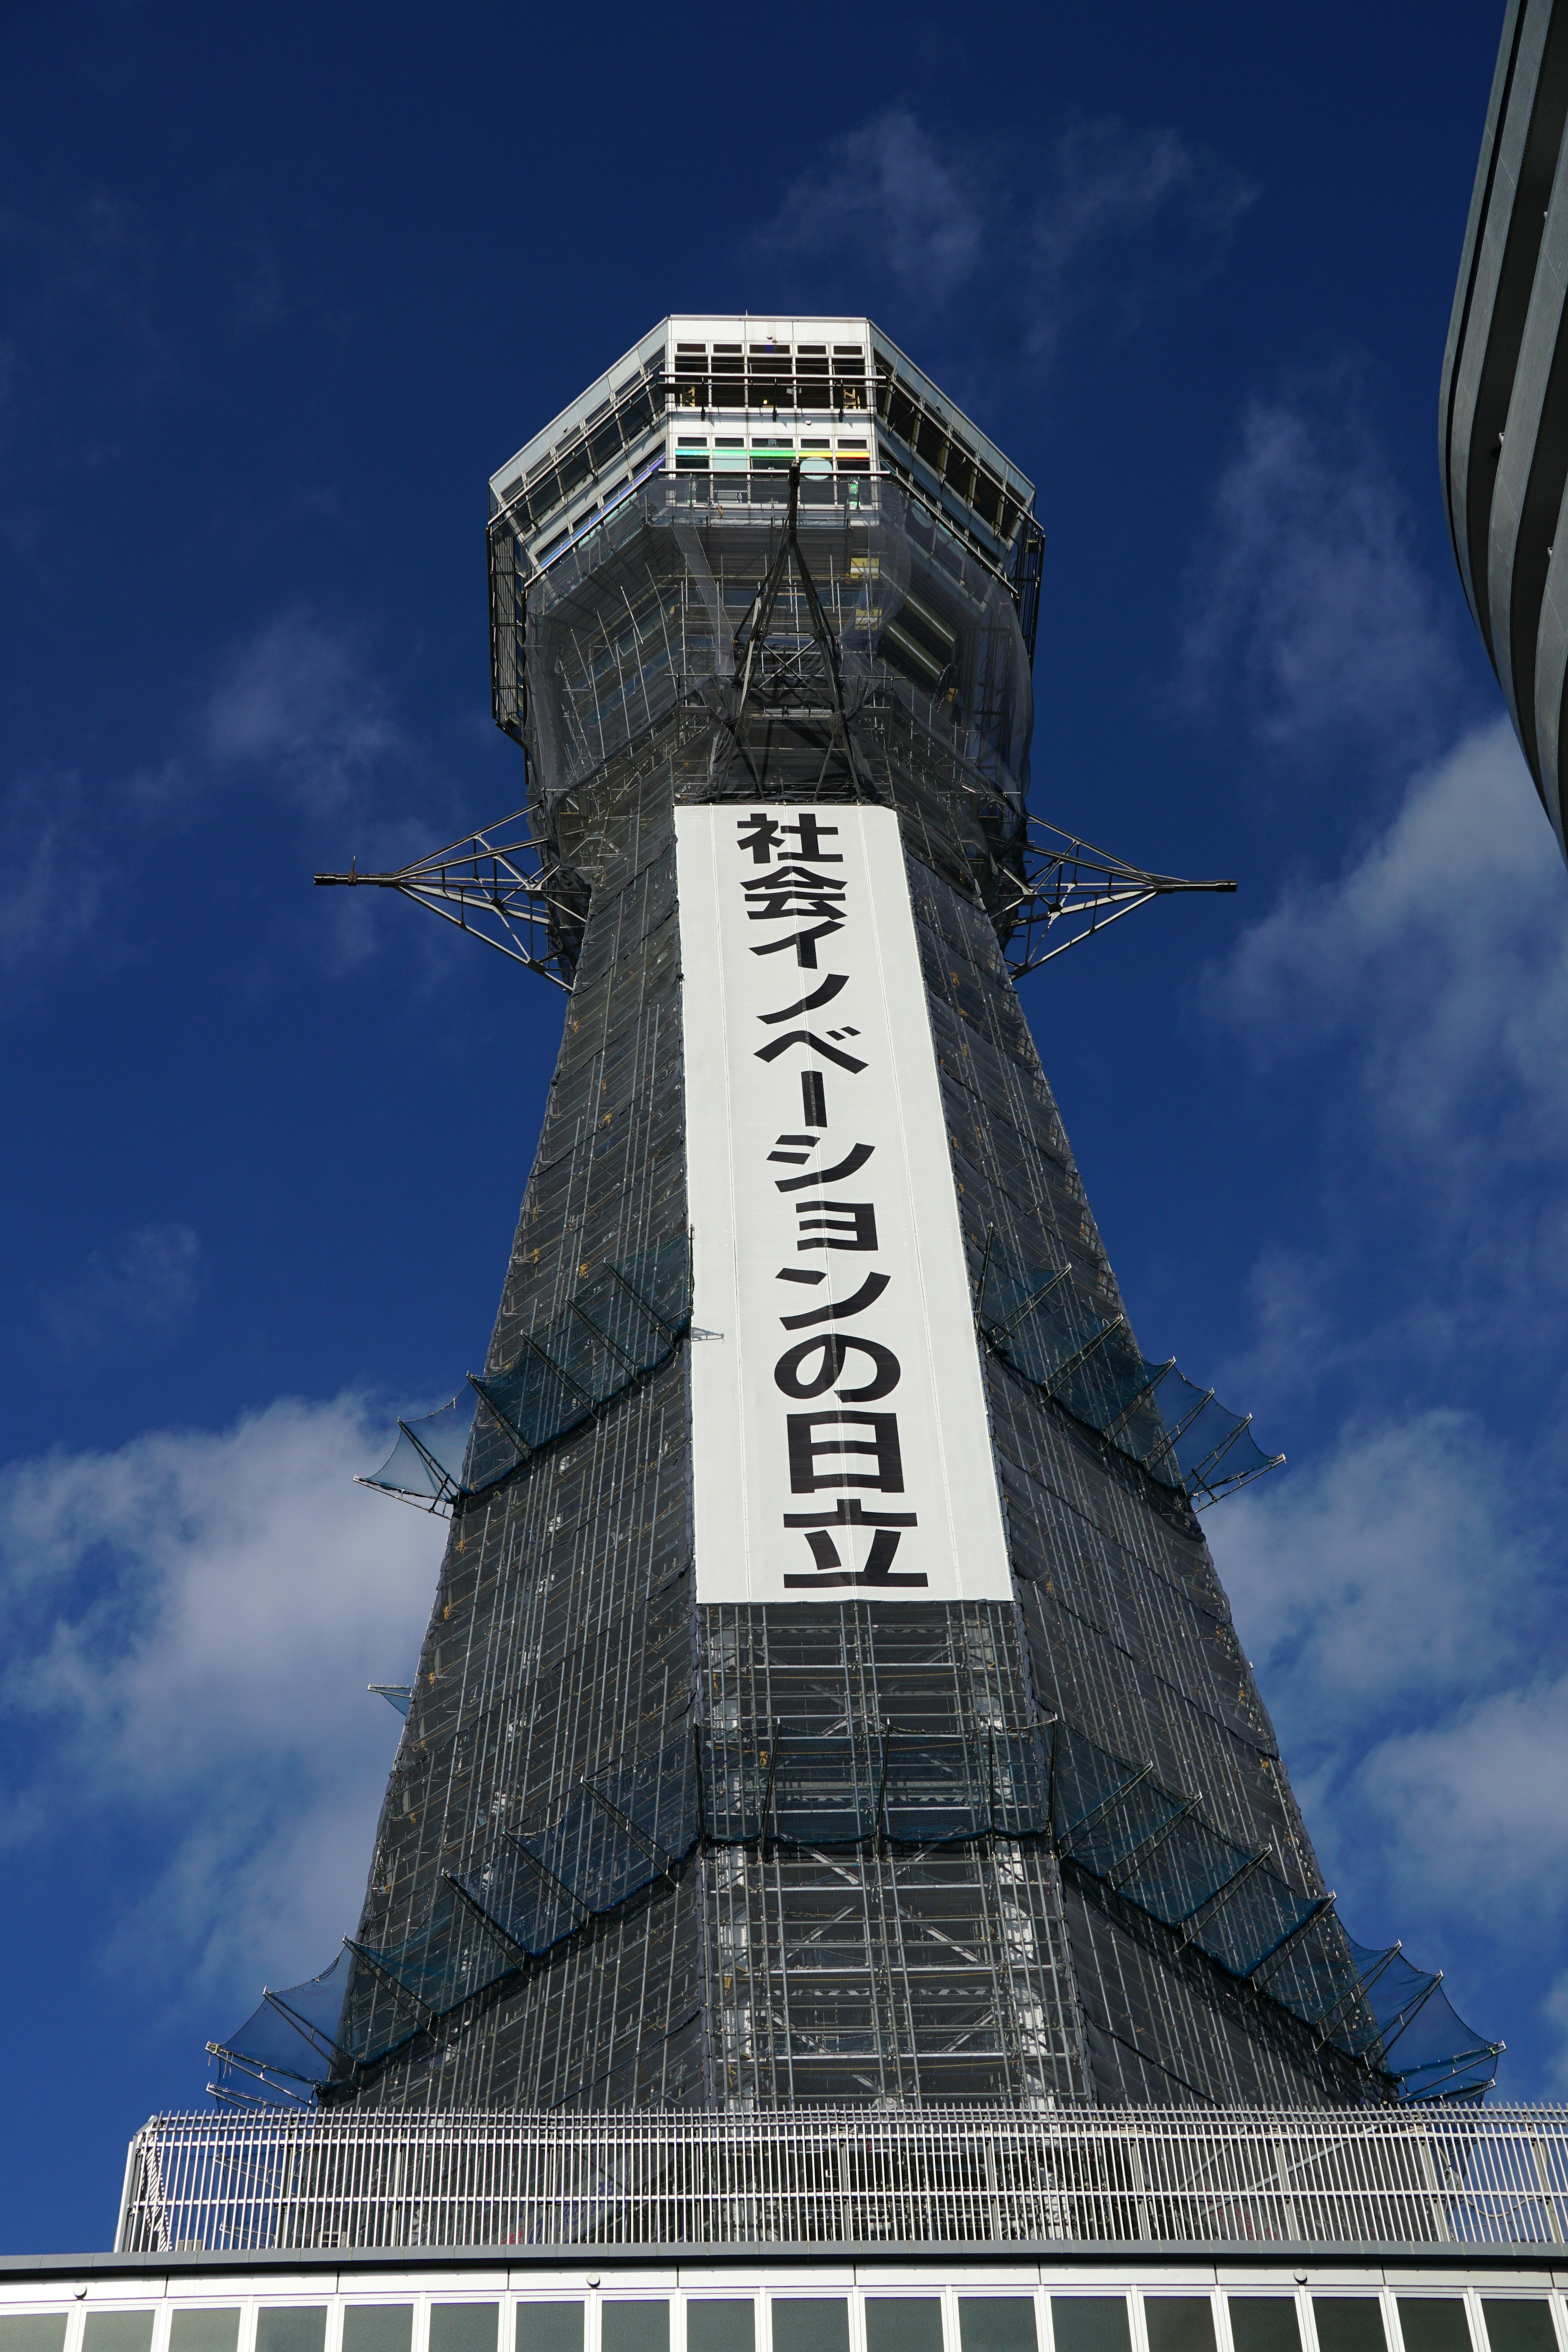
2,0,1564,2256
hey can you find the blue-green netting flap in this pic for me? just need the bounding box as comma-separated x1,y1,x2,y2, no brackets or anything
976,1237,1062,1330
1000,1277,1118,1393
1189,1417,1282,1500
465,1386,528,1494
586,1726,698,1864
1062,1775,1189,1880
1193,1862,1319,1979
770,1733,882,1844
989,1727,1051,1836
1345,1941,1501,2100
1051,1720,1146,1842
1265,1916,1368,2036
541,1312,624,1410
362,1393,477,1503
356,1892,512,2017
1381,1979,1501,2100
525,1785,639,1914
882,1736,991,1844
211,1952,350,2095
1053,1317,1152,1439
572,1264,669,1371
467,1835,581,1956
1117,1807,1254,1929
699,1735,776,1842
478,1345,592,1453
617,1233,692,1335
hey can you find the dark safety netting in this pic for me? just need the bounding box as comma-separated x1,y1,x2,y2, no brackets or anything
211,1717,1499,2105
359,1235,692,1513
976,1234,1284,1505
206,1951,356,2106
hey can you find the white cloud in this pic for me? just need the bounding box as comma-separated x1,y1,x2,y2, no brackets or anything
758,108,1251,365
1359,1671,1568,1911
197,606,402,815
0,1394,443,2017
1212,1409,1568,1949
1209,720,1568,1381
0,773,110,976
1211,1409,1545,1731
765,109,987,301
1220,721,1568,1150
1544,1971,1568,2087
43,1221,202,1354
1180,381,1460,757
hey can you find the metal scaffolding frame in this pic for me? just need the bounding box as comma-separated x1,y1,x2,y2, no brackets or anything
119,2104,1568,2254
292,355,1496,2129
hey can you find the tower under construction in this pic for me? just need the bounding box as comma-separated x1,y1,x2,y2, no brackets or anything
213,314,1496,2121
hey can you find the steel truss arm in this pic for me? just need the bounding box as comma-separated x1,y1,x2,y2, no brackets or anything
1001,817,1237,976
314,807,577,990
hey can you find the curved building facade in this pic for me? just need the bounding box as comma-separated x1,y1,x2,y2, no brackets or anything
1443,0,1568,861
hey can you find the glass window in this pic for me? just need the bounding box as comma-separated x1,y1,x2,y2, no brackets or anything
1313,2303,1386,2352
960,2304,1038,2352
688,2307,755,2352
1052,2303,1128,2352
866,2305,942,2352
1396,2308,1470,2352
430,2312,499,2352
1479,2311,1555,2352
256,2314,329,2352
771,2306,850,2352
171,2315,243,2352
1227,2305,1301,2352
516,2308,583,2352
1144,2302,1216,2352
0,2322,69,2352
343,2312,412,2352
602,2309,668,2352
85,2323,155,2352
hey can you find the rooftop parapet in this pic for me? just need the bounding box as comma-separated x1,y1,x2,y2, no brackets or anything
118,2106,1568,2256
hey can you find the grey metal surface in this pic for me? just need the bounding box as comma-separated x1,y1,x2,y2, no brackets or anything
1442,0,1568,858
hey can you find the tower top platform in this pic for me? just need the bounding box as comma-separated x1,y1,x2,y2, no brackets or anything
486,316,1037,592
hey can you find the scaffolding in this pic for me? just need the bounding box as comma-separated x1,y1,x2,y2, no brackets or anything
120,2103,1568,2254
294,364,1498,2128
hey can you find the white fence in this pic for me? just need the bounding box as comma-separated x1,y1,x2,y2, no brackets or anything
117,2106,1568,2256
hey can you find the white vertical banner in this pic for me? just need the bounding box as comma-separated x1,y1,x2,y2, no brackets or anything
677,802,1013,1605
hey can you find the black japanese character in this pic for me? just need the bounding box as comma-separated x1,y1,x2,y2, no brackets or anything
778,1273,890,1329
782,1526,925,1590
736,812,786,864
774,1142,873,1192
793,1200,878,1252
750,920,844,968
755,1029,866,1074
779,813,842,862
756,973,849,1024
786,1410,904,1492
782,1497,916,1526
774,1334,901,1401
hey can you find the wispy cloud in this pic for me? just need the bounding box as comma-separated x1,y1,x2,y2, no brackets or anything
758,107,1252,372
0,1394,442,2011
42,1223,203,1356
0,773,109,976
1179,374,1464,761
1209,1403,1568,1969
1211,719,1568,1382
196,605,404,817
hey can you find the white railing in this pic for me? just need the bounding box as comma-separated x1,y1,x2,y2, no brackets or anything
117,2106,1568,2256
